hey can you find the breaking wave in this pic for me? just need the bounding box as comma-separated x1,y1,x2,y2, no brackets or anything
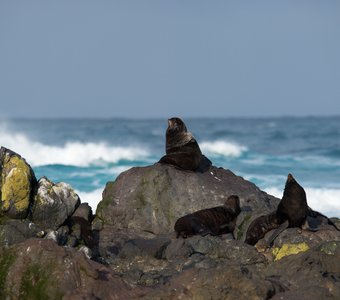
0,123,149,167
200,140,247,157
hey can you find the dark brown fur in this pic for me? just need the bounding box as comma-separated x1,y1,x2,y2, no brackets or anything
175,195,241,238
244,212,279,246
159,117,203,171
276,173,308,226
245,174,308,246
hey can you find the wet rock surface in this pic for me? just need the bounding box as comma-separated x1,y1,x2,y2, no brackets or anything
1,147,340,299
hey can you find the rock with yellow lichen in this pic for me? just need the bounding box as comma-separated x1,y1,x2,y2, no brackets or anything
0,147,37,219
272,242,310,260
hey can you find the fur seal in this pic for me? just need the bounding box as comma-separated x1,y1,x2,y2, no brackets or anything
276,173,308,227
175,195,241,238
245,174,308,246
159,117,210,171
245,173,339,246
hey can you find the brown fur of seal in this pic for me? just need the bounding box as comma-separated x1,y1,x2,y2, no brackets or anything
159,117,208,171
276,173,308,227
244,211,279,246
245,174,308,246
175,195,241,238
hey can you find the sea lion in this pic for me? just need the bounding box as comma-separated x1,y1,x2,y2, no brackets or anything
175,195,241,238
159,117,210,171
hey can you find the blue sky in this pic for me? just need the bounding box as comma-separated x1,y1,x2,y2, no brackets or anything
0,1,339,118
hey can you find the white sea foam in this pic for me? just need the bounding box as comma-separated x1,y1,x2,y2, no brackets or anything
76,188,103,213
200,140,247,157
0,124,149,167
264,187,340,217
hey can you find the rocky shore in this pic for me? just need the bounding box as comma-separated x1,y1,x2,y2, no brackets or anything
0,146,339,299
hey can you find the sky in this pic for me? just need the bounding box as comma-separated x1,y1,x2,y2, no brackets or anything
0,1,339,119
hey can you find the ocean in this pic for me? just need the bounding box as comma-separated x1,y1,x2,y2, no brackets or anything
1,117,339,217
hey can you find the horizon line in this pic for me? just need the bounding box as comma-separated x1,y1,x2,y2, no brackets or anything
1,114,340,121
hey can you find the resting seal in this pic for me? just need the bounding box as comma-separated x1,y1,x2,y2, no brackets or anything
159,117,210,171
245,173,339,246
175,195,241,238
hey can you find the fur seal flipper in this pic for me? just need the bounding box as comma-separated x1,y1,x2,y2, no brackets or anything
245,212,279,246
175,195,241,238
265,220,289,246
159,117,210,171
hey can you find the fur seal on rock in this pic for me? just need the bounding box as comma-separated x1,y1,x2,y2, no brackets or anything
245,174,308,245
276,173,308,227
175,195,241,238
159,117,211,171
245,173,339,246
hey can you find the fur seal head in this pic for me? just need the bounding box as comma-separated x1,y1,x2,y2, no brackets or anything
224,194,241,216
165,117,193,150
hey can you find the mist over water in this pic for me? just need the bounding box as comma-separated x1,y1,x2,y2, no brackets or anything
1,117,339,217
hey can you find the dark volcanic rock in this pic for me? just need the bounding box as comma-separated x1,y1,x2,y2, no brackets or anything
0,219,41,247
146,263,277,300
265,241,340,299
67,203,95,248
119,236,171,259
0,238,149,299
165,235,266,265
95,163,279,258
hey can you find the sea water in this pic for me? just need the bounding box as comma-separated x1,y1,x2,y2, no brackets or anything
1,117,339,217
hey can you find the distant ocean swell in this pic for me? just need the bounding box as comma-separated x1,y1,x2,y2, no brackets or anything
0,120,339,217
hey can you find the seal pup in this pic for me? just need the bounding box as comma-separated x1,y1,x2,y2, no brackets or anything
175,195,241,238
245,173,308,246
159,117,210,171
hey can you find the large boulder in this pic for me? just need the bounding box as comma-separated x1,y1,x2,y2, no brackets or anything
94,163,279,257
0,238,149,299
0,147,37,219
31,177,80,230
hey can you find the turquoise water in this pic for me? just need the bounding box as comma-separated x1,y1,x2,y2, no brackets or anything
1,117,340,216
